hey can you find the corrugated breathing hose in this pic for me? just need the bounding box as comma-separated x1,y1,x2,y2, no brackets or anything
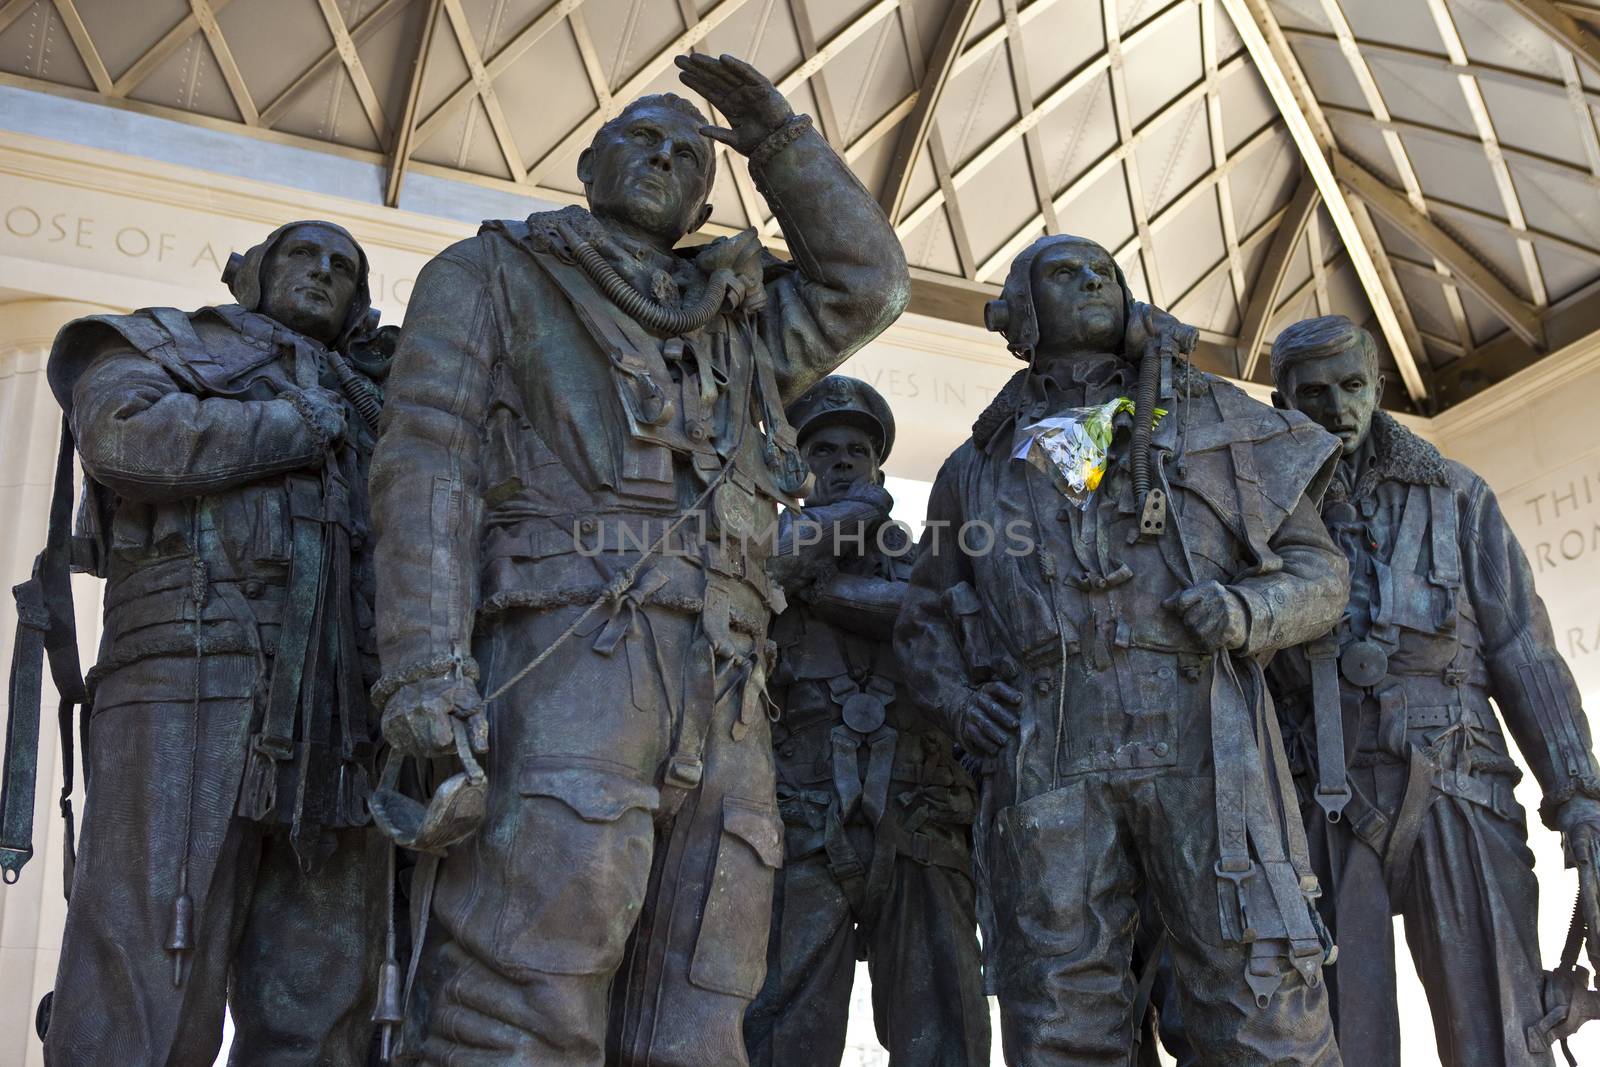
562,225,733,336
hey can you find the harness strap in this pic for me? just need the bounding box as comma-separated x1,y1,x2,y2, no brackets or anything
1427,484,1461,589
1382,743,1438,903
1210,652,1258,945
238,473,326,821
2,419,87,890
1307,631,1350,822
1372,484,1430,648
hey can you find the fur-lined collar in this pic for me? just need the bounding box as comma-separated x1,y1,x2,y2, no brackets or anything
970,359,1214,449
1336,410,1448,502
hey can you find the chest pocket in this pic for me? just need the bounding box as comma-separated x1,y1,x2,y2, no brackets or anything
1375,483,1460,638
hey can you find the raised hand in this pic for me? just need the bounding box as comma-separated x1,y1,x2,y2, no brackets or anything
674,52,795,156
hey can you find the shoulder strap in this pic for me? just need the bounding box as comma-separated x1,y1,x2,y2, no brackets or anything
2,418,87,893
1426,485,1460,578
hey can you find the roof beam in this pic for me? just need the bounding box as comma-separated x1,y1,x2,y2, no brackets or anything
1108,123,1281,265
312,0,389,147
523,0,758,186
260,0,403,128
885,2,975,275
50,0,112,93
1200,0,1247,320
969,56,1250,281
189,0,258,125
1238,172,1319,377
0,0,36,38
1333,153,1545,348
1306,205,1331,313
773,0,899,97
385,0,443,207
786,0,846,148
1507,0,1600,78
1433,272,1600,405
1325,104,1600,192
1283,28,1600,108
1422,193,1600,267
1555,48,1600,176
412,0,585,150
1171,198,1290,313
1004,0,1061,235
897,5,1235,250
878,0,982,224
1311,0,1476,358
1218,0,1429,403
111,0,235,97
1103,0,1163,305
1424,0,1546,306
567,7,613,113
440,0,527,181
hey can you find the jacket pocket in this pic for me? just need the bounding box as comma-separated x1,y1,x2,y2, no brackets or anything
495,759,659,976
992,781,1088,966
689,795,784,998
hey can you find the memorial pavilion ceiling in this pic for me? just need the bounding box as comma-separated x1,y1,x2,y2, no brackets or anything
4,0,1600,412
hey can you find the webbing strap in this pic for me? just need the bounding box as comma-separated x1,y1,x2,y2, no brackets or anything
1307,632,1350,821
2,419,86,889
1382,745,1437,902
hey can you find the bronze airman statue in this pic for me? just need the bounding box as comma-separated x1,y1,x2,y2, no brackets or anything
367,54,908,1065
1268,314,1600,1065
895,233,1348,1065
745,375,989,1066
22,221,390,1065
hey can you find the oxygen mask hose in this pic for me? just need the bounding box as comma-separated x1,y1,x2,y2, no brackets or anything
560,223,733,335
1131,339,1160,505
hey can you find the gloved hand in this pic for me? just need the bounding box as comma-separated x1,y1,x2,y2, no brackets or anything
1558,796,1600,976
954,680,1023,757
1124,300,1200,358
382,674,488,760
1164,581,1248,651
693,229,767,312
289,385,348,449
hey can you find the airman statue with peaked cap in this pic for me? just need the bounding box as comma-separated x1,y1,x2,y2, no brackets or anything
1267,314,1600,1065
367,54,908,1066
21,220,391,1065
744,375,989,1066
895,232,1349,1064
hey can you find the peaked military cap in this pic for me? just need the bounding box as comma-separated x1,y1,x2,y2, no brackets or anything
785,374,895,463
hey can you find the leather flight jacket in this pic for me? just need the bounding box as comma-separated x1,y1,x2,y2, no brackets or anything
368,114,910,719
897,357,1349,996
47,306,382,844
1271,412,1600,895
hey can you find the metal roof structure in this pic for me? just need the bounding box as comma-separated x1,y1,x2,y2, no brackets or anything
5,0,1600,412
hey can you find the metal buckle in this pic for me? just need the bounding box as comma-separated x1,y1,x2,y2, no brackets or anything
1315,783,1352,823
1215,859,1258,942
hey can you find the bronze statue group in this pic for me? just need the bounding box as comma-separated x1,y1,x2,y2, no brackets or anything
7,51,1600,1067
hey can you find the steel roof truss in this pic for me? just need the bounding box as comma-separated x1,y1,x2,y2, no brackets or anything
1238,171,1318,378
1220,0,1428,403
1334,153,1544,348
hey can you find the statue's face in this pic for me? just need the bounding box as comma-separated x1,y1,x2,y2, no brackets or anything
802,423,881,507
1029,238,1125,354
580,103,713,246
259,225,360,345
1277,346,1385,456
